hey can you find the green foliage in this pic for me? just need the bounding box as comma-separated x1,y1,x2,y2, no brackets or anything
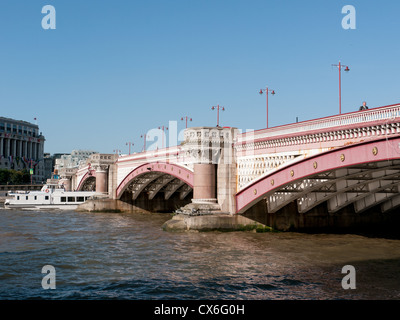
235,224,278,233
0,169,10,184
0,168,30,185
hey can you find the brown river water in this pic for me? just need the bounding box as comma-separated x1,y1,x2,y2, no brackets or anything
0,209,399,299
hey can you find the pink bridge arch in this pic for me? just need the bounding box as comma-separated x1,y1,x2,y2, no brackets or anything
116,162,194,199
76,170,96,191
236,136,400,214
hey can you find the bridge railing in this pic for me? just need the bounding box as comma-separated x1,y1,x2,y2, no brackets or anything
237,103,400,143
117,145,193,167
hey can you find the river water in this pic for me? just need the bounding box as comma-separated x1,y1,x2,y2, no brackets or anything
0,209,400,300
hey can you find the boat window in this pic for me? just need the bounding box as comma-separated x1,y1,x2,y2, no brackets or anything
67,197,75,202
34,196,37,200
77,196,84,202
45,196,49,200
61,197,67,202
17,196,20,200
26,196,28,200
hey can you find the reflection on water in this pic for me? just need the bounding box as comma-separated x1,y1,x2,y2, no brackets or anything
0,209,399,299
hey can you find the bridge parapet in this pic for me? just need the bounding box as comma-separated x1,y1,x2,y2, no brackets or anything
237,103,400,149
236,103,400,191
116,146,185,186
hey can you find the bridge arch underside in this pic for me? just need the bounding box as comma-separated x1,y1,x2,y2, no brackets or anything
119,171,193,213
78,176,96,191
238,138,400,233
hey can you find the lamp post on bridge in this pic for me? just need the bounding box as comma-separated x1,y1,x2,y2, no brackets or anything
158,125,168,148
125,142,134,155
211,105,225,127
259,86,276,129
332,61,350,115
140,134,148,152
181,116,192,129
113,149,121,156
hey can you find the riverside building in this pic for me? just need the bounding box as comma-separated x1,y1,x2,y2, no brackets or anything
54,150,98,171
0,117,46,183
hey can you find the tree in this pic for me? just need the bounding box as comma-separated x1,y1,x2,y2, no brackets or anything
0,169,31,185
0,169,11,184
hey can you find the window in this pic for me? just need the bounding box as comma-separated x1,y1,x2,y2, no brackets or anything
77,197,84,202
45,196,49,200
67,197,75,202
61,197,66,202
17,196,20,200
26,196,28,200
34,196,37,200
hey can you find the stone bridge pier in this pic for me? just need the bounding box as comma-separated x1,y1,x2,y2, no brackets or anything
180,126,238,214
72,153,118,194
59,167,78,191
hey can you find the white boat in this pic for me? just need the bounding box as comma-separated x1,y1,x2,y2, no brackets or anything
3,183,101,210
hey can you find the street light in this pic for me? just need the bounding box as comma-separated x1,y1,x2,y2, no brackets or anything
181,116,192,128
332,61,350,114
158,125,168,148
211,105,225,127
259,86,276,129
125,142,134,155
113,149,121,156
140,134,148,152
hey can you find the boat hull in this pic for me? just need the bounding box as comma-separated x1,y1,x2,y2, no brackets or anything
3,203,80,210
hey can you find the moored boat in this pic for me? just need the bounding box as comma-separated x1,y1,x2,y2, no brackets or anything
3,183,102,210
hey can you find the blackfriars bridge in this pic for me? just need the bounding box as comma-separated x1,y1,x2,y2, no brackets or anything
59,103,400,231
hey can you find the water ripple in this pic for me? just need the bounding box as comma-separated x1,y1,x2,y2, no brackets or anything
0,209,399,299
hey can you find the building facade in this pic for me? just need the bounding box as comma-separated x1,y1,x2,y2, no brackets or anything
0,117,46,183
54,150,98,171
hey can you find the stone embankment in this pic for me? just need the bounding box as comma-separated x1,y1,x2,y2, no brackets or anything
77,199,274,232
161,213,274,232
77,199,133,213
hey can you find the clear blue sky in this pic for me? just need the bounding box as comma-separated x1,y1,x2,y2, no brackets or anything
0,0,399,155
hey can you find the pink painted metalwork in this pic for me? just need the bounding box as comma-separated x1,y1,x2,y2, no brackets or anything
76,169,96,191
116,162,194,199
236,136,400,213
